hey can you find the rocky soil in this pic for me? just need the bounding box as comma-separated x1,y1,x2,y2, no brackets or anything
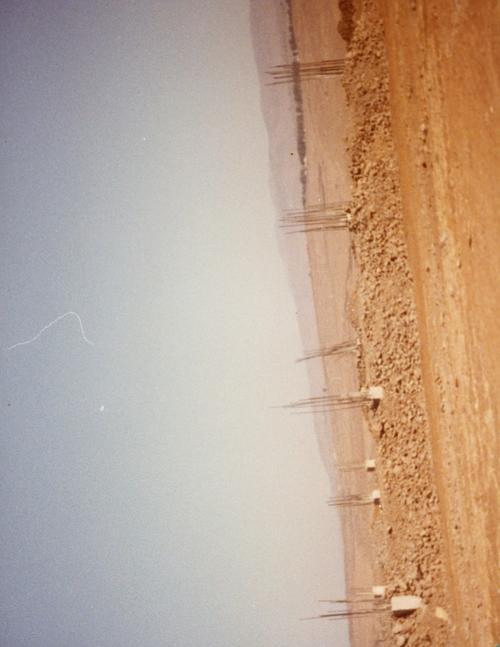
341,2,453,644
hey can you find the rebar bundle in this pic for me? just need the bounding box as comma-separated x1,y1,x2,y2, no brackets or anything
283,391,377,413
349,585,386,599
280,202,350,234
302,607,386,621
319,598,380,605
297,340,358,363
327,494,376,507
337,463,367,472
280,214,349,233
337,458,376,472
285,201,350,216
350,586,375,595
267,58,345,85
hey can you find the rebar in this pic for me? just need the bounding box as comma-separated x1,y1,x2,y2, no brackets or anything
337,463,366,471
297,341,358,362
302,607,387,621
327,496,375,507
283,392,377,413
280,202,350,234
267,58,345,85
284,201,350,216
279,214,349,234
327,489,380,507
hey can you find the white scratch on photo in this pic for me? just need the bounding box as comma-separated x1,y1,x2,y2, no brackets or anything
5,311,95,351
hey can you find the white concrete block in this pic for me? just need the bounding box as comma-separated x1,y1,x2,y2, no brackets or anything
366,386,384,401
365,458,376,471
391,595,423,616
372,585,386,598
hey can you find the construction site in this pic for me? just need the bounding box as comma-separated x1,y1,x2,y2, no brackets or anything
252,1,500,645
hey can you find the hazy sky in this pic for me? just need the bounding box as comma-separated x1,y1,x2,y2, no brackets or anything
1,2,347,645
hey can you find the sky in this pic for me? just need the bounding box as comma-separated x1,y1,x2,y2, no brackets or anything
0,2,347,645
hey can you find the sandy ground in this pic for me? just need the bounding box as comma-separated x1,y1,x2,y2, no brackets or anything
252,1,499,645
340,3,453,643
378,2,500,643
341,0,500,643
290,0,499,645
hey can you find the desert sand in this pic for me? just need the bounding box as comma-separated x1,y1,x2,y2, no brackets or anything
253,0,499,645
341,1,499,644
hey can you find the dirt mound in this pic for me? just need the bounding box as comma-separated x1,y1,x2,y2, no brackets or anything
342,1,451,643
